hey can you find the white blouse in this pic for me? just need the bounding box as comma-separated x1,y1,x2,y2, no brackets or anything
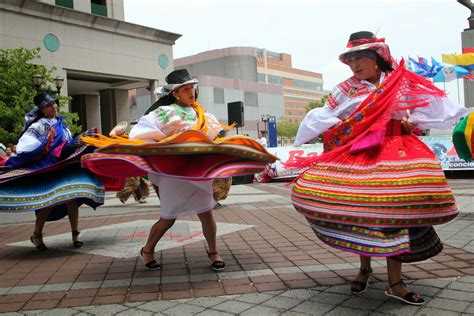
129,104,222,141
16,117,72,154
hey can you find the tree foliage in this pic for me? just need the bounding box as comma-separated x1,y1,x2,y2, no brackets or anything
276,119,299,142
0,48,80,147
305,95,328,113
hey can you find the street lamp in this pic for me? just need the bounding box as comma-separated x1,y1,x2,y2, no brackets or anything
54,76,64,95
261,115,270,132
32,74,43,93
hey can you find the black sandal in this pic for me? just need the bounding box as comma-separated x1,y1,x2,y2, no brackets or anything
207,251,225,271
350,267,373,295
384,280,425,305
72,231,84,248
139,248,161,270
30,232,48,251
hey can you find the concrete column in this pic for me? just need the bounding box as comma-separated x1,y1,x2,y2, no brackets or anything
114,89,130,124
85,95,101,131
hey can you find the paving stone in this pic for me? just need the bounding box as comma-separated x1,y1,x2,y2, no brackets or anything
289,301,333,315
309,291,350,305
412,278,457,288
262,295,303,310
324,306,370,316
438,289,474,301
32,308,77,315
425,297,471,312
138,301,178,312
188,297,227,308
414,307,461,316
116,310,154,316
235,292,276,304
240,305,282,315
374,301,422,315
196,310,234,316
447,281,474,292
212,300,255,314
280,289,320,300
162,303,205,315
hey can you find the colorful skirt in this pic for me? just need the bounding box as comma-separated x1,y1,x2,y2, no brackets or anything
0,167,104,221
292,134,458,262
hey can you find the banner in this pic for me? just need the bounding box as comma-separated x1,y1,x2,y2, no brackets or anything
258,136,473,182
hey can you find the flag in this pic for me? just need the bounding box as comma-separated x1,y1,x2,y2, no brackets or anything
433,65,469,82
442,53,474,66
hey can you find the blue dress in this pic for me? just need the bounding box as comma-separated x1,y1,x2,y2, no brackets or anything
0,117,104,221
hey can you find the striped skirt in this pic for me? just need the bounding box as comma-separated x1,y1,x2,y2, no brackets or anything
292,134,458,262
0,167,104,221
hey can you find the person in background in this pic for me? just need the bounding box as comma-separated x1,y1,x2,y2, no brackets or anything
116,177,149,204
291,31,467,306
257,131,267,148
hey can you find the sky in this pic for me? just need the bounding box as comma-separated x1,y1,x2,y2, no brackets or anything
123,0,469,103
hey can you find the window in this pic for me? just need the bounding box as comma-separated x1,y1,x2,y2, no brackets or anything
293,79,322,91
266,50,281,60
213,88,224,104
244,92,258,107
91,0,107,16
257,73,266,83
267,75,284,86
56,0,73,8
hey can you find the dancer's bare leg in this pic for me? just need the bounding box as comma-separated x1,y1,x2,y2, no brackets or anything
197,210,222,263
141,218,176,263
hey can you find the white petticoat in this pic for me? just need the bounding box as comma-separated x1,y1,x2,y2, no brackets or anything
148,174,215,219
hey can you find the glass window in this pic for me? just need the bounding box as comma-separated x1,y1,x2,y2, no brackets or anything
213,87,224,104
56,0,73,8
257,73,266,83
267,75,284,86
91,0,107,16
266,51,281,60
293,79,322,91
244,91,258,107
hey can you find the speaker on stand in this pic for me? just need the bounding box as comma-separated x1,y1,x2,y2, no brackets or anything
227,101,244,134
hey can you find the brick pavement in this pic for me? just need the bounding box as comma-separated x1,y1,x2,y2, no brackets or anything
0,179,473,315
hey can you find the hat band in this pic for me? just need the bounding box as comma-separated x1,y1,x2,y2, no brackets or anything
347,37,385,48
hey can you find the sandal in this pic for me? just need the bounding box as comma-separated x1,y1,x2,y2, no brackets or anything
72,231,84,248
30,232,48,251
207,251,225,271
350,267,373,295
384,280,425,306
139,248,160,270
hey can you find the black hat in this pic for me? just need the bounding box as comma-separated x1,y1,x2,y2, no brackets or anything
165,69,198,88
144,69,198,114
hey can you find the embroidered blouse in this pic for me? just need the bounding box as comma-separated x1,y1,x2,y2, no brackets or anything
129,104,222,141
294,73,467,147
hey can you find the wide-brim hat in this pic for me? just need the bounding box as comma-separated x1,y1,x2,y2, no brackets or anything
165,69,198,91
339,31,397,69
144,69,198,114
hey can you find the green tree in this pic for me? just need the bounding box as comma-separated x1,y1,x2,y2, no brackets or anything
276,119,299,144
305,95,328,113
0,48,80,147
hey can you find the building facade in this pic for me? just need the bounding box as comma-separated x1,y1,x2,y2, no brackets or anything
174,47,325,137
256,48,326,124
0,0,180,133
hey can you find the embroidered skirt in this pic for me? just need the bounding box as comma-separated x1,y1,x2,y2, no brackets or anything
292,134,458,262
0,167,104,221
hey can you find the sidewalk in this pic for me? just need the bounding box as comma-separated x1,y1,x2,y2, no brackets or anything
0,179,473,315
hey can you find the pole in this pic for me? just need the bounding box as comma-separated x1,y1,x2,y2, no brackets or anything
456,78,461,103
236,126,239,135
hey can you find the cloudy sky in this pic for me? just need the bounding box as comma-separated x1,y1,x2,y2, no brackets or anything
123,0,469,102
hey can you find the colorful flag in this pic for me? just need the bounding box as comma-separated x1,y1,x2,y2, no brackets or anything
442,53,474,66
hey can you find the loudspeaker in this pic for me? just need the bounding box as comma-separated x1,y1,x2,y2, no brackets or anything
227,101,244,127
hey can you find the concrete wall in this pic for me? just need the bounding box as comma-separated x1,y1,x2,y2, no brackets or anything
180,56,258,82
